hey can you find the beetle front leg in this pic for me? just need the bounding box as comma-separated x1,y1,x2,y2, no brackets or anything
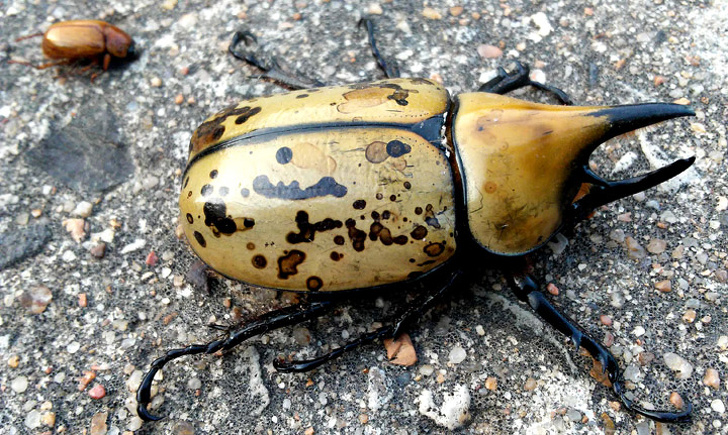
275,269,462,372
136,300,332,421
358,18,399,79
507,274,692,423
478,61,573,105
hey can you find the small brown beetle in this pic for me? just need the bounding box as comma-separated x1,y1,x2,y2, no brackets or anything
10,20,136,77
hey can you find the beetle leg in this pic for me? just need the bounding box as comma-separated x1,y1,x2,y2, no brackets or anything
358,18,400,79
571,156,695,222
228,30,325,90
7,58,71,70
274,270,462,373
477,61,573,105
507,274,692,423
136,301,332,421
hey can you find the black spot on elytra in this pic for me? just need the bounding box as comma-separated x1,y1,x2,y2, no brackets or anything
334,235,345,245
210,170,218,179
330,252,342,261
203,199,236,235
414,207,423,215
287,211,342,244
252,255,267,269
241,188,250,197
296,94,310,99
389,195,397,202
278,250,306,279
201,184,213,196
404,181,412,190
423,242,445,257
424,204,441,228
382,210,391,220
376,193,383,200
183,177,189,188
193,231,206,247
186,213,194,224
253,175,348,200
386,140,411,158
276,147,293,165
353,200,366,210
369,211,408,246
346,218,367,252
233,106,262,125
306,276,323,291
246,242,255,250
410,225,428,240
243,218,255,228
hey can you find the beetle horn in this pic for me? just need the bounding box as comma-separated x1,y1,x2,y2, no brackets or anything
452,95,694,256
569,103,695,222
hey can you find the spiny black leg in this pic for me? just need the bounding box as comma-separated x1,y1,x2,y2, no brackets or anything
478,61,573,105
136,301,332,421
507,274,692,423
275,270,462,372
228,30,325,90
358,18,400,78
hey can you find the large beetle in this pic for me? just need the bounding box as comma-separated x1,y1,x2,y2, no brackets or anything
137,22,695,424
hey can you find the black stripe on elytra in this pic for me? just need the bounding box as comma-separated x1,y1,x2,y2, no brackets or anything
182,114,447,177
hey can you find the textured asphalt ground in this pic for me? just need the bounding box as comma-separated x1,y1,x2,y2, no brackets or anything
1,1,726,434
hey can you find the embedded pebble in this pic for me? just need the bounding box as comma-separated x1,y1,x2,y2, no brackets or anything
524,378,537,391
484,377,497,391
419,364,435,377
703,368,720,389
174,421,195,434
187,377,202,390
670,392,685,410
72,201,93,217
422,7,442,19
367,3,383,15
646,239,667,254
11,375,29,393
477,44,503,59
712,399,726,414
655,280,672,292
25,410,41,429
624,237,646,260
88,384,106,399
663,352,693,379
63,218,87,243
448,345,467,364
19,285,52,314
41,411,56,427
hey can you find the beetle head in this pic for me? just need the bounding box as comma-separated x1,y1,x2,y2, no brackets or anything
452,93,694,256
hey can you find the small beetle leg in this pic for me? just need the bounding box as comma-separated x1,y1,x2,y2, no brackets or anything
507,274,692,423
478,61,573,105
358,18,400,79
275,269,462,373
136,301,331,421
228,30,324,90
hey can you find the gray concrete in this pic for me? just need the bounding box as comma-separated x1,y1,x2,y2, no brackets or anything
1,0,725,434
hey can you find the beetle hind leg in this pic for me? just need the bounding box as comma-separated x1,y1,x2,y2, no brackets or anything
228,30,325,90
136,301,332,421
478,61,573,105
275,270,462,372
508,274,692,423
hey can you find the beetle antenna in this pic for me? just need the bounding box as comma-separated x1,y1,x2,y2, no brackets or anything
14,32,44,42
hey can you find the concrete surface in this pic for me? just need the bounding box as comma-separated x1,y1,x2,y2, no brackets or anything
1,0,726,434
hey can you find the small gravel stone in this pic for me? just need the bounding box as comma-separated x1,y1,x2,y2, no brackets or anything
88,384,106,399
20,285,52,314
477,44,503,59
524,378,537,391
448,346,467,364
24,410,41,429
422,7,442,19
173,421,195,434
646,239,667,254
703,368,720,389
663,352,693,379
712,399,725,414
187,377,202,390
670,392,685,410
72,201,93,217
484,377,497,391
655,280,672,292
41,411,56,427
8,354,20,368
11,376,29,393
